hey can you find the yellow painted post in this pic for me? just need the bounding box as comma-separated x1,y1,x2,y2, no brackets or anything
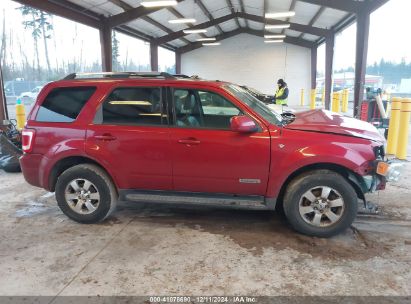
310,89,316,109
386,97,402,155
332,92,340,113
342,89,349,113
15,99,26,130
321,88,325,105
396,98,411,160
300,89,304,106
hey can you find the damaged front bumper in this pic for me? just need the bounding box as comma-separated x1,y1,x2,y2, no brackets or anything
361,161,404,193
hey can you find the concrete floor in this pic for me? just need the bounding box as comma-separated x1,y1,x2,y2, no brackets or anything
2,101,411,297
0,159,410,297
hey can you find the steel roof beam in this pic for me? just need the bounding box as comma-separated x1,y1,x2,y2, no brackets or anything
155,13,236,45
365,0,390,13
299,6,325,39
239,12,330,37
238,0,249,28
179,28,243,53
107,0,185,28
155,12,329,45
166,7,208,40
13,0,102,28
196,0,224,35
107,0,190,45
281,0,297,35
178,28,315,54
298,0,362,13
243,28,316,49
226,0,241,29
244,29,315,49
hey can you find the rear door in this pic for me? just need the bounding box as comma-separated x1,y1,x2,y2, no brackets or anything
85,84,172,191
169,85,271,196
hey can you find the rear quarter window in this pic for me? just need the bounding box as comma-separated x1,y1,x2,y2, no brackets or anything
36,86,96,123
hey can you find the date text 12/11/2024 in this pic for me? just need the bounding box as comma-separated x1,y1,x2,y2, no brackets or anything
149,296,257,303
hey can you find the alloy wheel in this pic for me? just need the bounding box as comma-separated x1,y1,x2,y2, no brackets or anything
64,178,100,215
298,186,345,227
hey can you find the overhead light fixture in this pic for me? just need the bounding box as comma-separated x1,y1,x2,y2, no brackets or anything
141,0,178,8
202,42,220,46
169,18,196,24
264,40,284,43
265,24,290,29
265,11,295,19
183,29,207,34
264,34,286,39
196,37,216,42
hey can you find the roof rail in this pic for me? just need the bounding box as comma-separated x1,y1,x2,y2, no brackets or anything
172,74,202,80
173,74,190,78
62,72,176,80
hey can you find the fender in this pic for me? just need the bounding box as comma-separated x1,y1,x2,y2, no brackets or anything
39,139,120,191
266,139,375,198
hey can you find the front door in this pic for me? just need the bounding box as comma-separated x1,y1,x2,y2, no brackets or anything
86,85,172,190
170,87,271,196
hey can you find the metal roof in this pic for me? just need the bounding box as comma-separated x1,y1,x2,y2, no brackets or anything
14,0,389,52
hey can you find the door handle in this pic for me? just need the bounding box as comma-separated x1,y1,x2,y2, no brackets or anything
93,134,117,141
178,138,200,145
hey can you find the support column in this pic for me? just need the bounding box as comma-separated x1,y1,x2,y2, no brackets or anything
100,20,112,72
324,34,335,110
0,61,7,123
150,42,158,72
311,46,317,89
354,9,370,118
175,51,181,74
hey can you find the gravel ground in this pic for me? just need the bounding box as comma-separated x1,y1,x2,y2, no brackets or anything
0,162,410,297
1,102,411,298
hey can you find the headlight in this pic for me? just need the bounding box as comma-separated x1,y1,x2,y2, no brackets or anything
376,161,403,182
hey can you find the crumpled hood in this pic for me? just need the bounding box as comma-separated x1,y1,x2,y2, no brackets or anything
284,109,385,142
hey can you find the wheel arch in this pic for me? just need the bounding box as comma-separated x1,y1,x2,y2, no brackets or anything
275,162,366,211
48,155,117,192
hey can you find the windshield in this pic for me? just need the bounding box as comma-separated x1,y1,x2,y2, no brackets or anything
224,84,283,125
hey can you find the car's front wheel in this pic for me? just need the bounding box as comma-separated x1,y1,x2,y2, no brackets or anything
55,164,117,223
283,170,358,237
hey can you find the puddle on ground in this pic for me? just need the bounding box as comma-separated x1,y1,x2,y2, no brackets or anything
13,193,57,218
116,201,394,261
14,201,49,218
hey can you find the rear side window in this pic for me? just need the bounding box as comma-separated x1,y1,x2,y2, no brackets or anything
99,87,165,126
36,87,96,123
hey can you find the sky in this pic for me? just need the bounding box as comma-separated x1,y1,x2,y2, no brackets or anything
317,0,410,73
0,0,175,72
0,0,408,75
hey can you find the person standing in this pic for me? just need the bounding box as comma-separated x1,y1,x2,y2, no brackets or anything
274,79,289,105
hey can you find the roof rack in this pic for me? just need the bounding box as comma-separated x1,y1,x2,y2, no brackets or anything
62,72,176,80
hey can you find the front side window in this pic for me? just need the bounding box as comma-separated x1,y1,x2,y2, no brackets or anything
36,86,96,123
100,87,165,126
173,89,241,129
223,84,283,125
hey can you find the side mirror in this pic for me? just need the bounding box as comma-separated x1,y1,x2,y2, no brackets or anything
230,115,258,133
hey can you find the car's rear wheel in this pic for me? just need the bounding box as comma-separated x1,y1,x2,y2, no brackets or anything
283,170,358,237
55,164,117,223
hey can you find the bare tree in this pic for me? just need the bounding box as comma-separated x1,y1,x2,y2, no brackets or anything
0,9,7,70
39,11,52,76
18,5,53,78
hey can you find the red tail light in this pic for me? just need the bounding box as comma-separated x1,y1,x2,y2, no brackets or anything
22,129,35,153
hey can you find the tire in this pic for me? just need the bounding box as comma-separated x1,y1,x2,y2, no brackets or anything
55,164,117,223
283,169,358,238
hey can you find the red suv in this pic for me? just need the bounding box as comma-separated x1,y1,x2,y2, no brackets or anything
20,72,399,237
